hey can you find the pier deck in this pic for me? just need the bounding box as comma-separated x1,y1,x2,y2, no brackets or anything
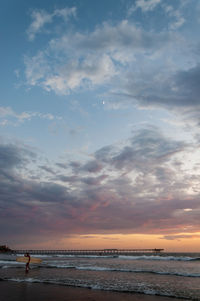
13,248,164,255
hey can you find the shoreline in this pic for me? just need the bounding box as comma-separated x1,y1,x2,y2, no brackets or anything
0,280,186,301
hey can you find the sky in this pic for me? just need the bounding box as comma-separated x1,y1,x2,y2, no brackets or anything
1,0,200,251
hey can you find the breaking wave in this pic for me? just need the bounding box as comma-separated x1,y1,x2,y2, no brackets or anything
119,255,200,261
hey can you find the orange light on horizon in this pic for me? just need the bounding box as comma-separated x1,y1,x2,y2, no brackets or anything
13,232,200,252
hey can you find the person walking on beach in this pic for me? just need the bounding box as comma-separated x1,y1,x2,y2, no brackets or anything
24,252,31,273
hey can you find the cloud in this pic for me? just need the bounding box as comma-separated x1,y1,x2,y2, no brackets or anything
109,58,200,123
129,0,161,13
54,7,76,20
162,1,189,30
0,143,32,170
27,7,76,41
1,127,200,245
42,54,116,94
56,175,77,183
81,175,107,186
27,9,53,41
54,20,170,53
39,165,56,175
0,106,61,126
168,10,185,30
24,12,200,129
56,162,68,169
24,20,174,95
94,127,186,175
128,1,185,30
161,234,200,241
23,1,200,134
174,64,200,106
81,160,104,173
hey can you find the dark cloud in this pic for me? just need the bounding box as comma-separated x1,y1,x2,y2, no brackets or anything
175,64,200,106
57,175,77,183
39,165,56,174
70,161,81,169
95,127,186,174
28,181,70,203
81,160,103,173
94,145,114,162
0,143,35,170
81,175,107,185
116,63,200,113
67,160,104,174
0,129,199,246
56,162,68,169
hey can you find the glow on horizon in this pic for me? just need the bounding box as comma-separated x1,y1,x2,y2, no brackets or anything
11,233,200,252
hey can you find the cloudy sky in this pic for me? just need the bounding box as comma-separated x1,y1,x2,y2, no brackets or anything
1,0,200,251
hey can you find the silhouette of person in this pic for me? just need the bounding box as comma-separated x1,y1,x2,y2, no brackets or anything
24,252,31,273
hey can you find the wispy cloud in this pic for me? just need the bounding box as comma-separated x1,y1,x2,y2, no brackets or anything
23,3,197,124
161,234,200,241
24,19,174,95
128,0,186,30
0,106,62,126
27,7,76,41
23,2,199,123
128,0,161,14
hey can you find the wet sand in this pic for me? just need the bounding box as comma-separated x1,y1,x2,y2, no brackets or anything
0,281,186,301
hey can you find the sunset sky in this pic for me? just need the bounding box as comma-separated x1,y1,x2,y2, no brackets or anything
1,0,200,251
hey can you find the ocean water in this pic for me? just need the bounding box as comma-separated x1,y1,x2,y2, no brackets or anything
0,252,200,300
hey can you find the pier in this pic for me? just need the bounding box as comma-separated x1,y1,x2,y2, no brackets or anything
13,248,164,255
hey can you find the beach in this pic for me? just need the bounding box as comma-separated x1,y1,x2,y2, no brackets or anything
1,252,200,300
0,281,186,301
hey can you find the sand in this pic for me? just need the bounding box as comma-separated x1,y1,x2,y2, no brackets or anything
0,281,186,301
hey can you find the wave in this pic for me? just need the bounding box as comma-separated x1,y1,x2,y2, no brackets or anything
29,263,200,278
0,265,23,269
0,260,15,264
47,265,76,269
0,260,23,266
0,277,189,300
15,254,52,258
119,255,200,261
191,257,200,261
0,260,41,269
52,254,118,258
77,266,200,278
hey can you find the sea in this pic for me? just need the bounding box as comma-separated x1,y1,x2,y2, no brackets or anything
0,252,200,300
